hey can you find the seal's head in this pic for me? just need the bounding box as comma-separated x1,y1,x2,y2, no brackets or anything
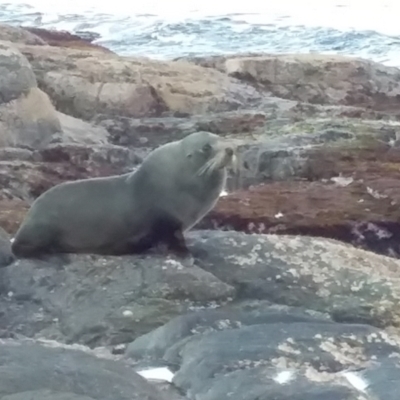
181,131,236,176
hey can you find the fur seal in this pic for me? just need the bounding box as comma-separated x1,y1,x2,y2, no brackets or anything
11,131,236,258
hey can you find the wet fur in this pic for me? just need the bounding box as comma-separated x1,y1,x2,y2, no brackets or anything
12,131,234,258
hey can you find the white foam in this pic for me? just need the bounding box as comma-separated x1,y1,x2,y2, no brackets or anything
2,1,400,65
136,367,174,382
7,0,400,36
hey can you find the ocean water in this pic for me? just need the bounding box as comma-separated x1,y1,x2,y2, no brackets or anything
1,0,400,66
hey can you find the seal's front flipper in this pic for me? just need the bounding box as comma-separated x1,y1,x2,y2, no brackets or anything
165,230,191,258
148,214,192,259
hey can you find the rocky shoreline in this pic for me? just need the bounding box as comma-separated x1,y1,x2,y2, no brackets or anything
1,23,400,399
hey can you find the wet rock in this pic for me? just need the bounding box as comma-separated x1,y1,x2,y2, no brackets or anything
126,305,400,400
2,231,400,348
0,338,171,400
0,41,61,149
23,27,114,54
0,23,46,45
184,53,400,114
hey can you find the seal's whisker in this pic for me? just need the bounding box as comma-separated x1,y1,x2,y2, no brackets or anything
197,158,214,176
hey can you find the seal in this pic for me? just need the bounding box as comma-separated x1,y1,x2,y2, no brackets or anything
11,131,236,258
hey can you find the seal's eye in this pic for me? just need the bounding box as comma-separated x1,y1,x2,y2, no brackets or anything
202,143,212,153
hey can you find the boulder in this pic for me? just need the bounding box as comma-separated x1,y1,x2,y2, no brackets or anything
0,41,61,149
13,43,262,120
126,305,400,400
0,339,171,400
2,231,400,347
126,307,400,400
183,53,400,115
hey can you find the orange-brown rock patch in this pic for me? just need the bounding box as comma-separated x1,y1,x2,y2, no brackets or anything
204,144,400,257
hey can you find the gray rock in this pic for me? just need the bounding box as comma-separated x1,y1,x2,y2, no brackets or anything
1,251,235,346
126,306,400,400
2,230,400,349
188,231,400,328
0,339,171,400
126,306,333,360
